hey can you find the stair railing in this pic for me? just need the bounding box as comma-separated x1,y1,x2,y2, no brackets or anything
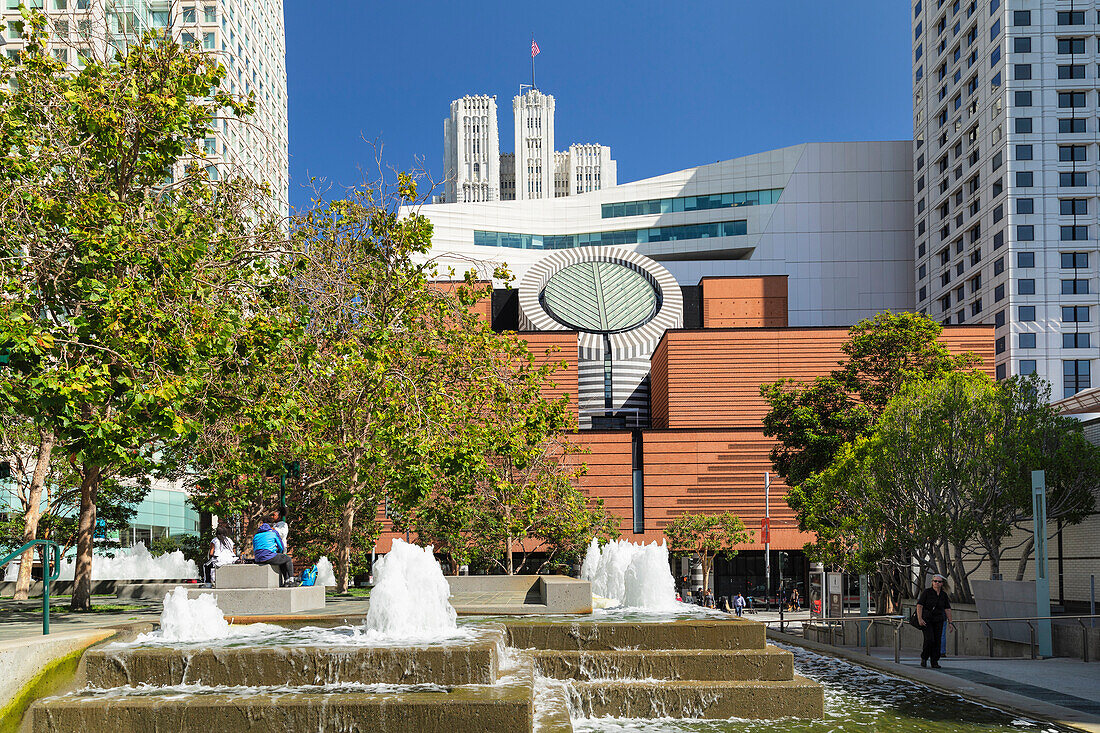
0,539,62,634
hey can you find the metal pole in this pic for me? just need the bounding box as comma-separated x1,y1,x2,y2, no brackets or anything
859,573,869,647
1091,575,1096,628
1032,470,1052,657
43,543,50,635
764,472,770,611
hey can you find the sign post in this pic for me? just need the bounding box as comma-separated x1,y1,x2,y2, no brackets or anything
1032,470,1052,657
764,472,771,610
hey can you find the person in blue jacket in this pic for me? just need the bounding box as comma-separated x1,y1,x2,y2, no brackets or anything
253,520,297,587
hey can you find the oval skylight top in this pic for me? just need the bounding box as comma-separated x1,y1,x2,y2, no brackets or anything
540,261,659,334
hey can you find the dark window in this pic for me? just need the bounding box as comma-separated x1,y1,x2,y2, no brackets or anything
1017,198,1034,214
1015,90,1032,106
1059,64,1086,79
1061,199,1088,215
1062,278,1090,294
990,19,1001,39
1014,36,1031,53
1015,63,1032,80
972,299,983,316
1018,251,1035,267
1017,225,1035,240
1061,225,1089,240
919,286,927,301
993,177,1004,195
1059,145,1088,161
995,283,1005,301
1062,305,1090,322
993,204,1004,221
1020,305,1036,321
1018,279,1036,294
919,264,927,279
919,242,927,257
994,257,1005,275
1061,252,1089,268
1019,333,1037,348
996,363,1007,380
1058,11,1085,25
995,309,1006,327
1061,171,1088,186
1059,37,1086,54
1015,118,1033,133
1059,117,1087,133
1064,332,1091,348
1016,171,1033,186
991,46,1001,66
1013,10,1030,25
1020,360,1037,375
1064,360,1091,398
996,336,1006,354
1059,91,1087,108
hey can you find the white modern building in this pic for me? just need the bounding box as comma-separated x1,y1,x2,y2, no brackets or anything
912,0,1099,396
441,88,616,203
421,140,916,327
1,0,289,220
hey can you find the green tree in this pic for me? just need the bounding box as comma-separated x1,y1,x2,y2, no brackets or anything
663,512,753,595
0,18,282,610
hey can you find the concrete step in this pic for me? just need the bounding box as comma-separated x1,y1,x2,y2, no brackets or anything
85,631,504,687
505,618,765,651
34,659,536,733
182,585,325,615
565,675,825,719
532,645,793,681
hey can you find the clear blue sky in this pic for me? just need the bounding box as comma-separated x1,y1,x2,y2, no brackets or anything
285,1,913,213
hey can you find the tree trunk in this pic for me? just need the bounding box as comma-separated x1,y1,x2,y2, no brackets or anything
701,554,712,594
14,429,56,601
69,463,102,612
988,543,1001,579
336,498,357,594
1015,536,1034,581
506,535,514,575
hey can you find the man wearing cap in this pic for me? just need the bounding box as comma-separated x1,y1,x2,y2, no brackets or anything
916,573,954,668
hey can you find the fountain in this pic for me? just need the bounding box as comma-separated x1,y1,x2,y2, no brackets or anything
29,540,830,732
314,555,337,586
581,538,680,610
56,542,198,581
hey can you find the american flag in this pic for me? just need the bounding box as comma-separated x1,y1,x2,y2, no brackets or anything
531,39,540,58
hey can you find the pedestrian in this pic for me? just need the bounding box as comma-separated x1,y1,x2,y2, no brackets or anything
202,523,238,587
274,509,290,549
734,593,746,617
916,572,954,668
695,587,705,606
704,589,715,608
789,587,801,611
253,519,297,587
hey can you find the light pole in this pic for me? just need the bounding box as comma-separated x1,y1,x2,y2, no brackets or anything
764,472,771,611
1032,470,1052,657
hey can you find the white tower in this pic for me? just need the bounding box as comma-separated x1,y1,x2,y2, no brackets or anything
513,89,555,200
443,95,500,203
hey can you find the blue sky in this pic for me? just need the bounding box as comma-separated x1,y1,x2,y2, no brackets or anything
285,1,913,213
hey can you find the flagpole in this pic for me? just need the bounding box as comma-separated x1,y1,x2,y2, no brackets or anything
531,33,536,90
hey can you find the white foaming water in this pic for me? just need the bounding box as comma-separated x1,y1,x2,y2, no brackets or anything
53,542,198,581
148,586,231,642
363,539,459,639
2,560,18,582
314,556,337,587
580,538,680,610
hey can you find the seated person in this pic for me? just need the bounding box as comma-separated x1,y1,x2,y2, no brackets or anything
252,520,296,587
202,524,238,586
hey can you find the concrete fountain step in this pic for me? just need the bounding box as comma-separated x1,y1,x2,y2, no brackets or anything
505,618,765,651
85,631,505,687
565,675,825,719
532,645,793,681
34,658,537,733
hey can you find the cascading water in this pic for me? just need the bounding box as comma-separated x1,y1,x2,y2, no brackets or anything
581,538,680,610
363,539,459,638
314,556,337,586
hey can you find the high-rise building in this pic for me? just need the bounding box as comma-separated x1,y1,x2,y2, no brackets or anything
441,87,616,202
1,0,289,219
912,0,1098,396
443,95,500,204
512,88,555,200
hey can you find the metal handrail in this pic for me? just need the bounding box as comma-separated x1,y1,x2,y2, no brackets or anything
793,613,1100,663
0,540,62,635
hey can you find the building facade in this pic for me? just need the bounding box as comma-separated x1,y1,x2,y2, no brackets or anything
442,88,616,203
912,0,1099,397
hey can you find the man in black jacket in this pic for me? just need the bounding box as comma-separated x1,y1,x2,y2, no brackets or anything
916,573,954,668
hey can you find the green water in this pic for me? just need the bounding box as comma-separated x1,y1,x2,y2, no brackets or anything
571,644,1075,732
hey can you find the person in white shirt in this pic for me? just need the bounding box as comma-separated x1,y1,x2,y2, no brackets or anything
202,523,238,586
